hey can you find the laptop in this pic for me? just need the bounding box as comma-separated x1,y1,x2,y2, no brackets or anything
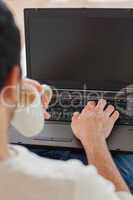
9,8,133,152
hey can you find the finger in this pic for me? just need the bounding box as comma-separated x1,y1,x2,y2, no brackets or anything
110,111,120,123
96,99,107,111
44,111,51,120
41,95,49,110
86,101,96,110
41,86,53,109
82,101,96,113
72,112,80,121
104,105,115,117
22,79,43,93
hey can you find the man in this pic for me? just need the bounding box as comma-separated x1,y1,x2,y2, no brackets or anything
18,0,133,191
0,1,132,199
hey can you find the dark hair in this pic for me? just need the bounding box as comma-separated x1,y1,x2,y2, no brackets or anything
0,0,21,90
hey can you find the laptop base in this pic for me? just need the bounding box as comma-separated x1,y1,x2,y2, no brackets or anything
8,123,133,152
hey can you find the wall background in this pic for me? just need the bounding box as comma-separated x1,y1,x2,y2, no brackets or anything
5,0,48,44
4,0,133,45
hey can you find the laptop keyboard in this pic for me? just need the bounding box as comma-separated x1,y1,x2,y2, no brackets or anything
47,89,133,126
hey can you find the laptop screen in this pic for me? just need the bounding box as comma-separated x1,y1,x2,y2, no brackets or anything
25,9,133,91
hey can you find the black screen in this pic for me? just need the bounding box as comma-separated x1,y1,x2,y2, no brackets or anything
25,9,133,91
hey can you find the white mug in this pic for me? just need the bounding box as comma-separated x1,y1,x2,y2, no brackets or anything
11,83,52,137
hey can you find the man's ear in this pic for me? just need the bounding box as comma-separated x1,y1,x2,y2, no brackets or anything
4,65,21,103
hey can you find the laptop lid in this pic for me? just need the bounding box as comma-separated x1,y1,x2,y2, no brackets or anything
24,8,133,91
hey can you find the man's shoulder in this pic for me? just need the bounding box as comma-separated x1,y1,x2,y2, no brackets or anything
8,145,97,178
0,145,132,200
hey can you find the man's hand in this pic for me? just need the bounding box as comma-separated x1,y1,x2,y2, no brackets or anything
21,79,51,119
71,99,130,192
71,99,119,146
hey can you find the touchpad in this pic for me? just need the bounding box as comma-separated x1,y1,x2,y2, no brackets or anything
32,122,73,142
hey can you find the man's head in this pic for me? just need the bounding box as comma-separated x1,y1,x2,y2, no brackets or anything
0,0,21,108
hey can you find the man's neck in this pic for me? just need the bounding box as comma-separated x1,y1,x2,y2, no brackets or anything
0,106,11,160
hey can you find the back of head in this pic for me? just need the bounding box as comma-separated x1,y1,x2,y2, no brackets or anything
0,0,21,91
